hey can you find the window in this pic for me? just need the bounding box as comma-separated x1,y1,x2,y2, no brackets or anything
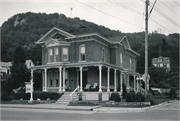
130,57,132,69
160,63,163,67
79,44,86,61
158,59,162,62
153,64,157,67
49,48,53,62
167,63,170,67
55,71,59,87
62,47,68,61
49,72,53,86
102,47,105,61
120,52,122,66
54,47,59,62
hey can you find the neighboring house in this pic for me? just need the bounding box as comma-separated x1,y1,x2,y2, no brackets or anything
0,60,34,77
30,27,141,94
152,56,170,72
25,60,35,69
0,62,12,76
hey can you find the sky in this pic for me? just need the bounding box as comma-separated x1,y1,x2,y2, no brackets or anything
0,0,179,35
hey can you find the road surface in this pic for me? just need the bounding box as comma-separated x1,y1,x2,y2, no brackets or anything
1,101,180,120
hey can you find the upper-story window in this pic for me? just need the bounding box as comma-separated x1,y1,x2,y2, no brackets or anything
158,59,162,62
62,47,68,61
167,63,170,67
130,57,132,69
79,44,86,61
120,52,122,66
102,47,105,62
49,48,53,62
54,47,59,62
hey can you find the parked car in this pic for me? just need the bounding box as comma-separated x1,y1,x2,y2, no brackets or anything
153,90,160,95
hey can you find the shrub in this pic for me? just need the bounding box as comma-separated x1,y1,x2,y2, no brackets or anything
126,92,145,102
122,83,127,99
169,88,177,99
10,91,62,100
109,92,120,102
1,92,10,101
147,90,155,105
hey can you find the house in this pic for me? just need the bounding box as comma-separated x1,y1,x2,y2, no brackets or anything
0,62,12,76
25,60,35,69
152,56,170,72
0,60,35,77
29,27,142,96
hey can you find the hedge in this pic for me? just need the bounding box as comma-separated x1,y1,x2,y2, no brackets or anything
10,91,63,100
109,92,121,102
126,92,145,102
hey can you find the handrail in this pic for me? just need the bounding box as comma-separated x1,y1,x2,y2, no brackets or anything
70,86,79,100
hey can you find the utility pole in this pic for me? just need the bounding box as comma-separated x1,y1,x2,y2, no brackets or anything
145,0,149,99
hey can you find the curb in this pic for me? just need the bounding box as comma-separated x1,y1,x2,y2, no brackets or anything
148,99,178,109
1,105,92,111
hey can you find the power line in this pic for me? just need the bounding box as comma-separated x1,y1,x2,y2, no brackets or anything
173,0,180,7
149,1,180,28
109,0,171,32
140,0,180,29
159,0,180,17
74,0,144,30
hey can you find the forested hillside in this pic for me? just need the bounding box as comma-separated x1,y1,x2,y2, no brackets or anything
1,12,179,75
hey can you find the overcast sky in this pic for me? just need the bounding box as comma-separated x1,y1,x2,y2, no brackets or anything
0,0,179,35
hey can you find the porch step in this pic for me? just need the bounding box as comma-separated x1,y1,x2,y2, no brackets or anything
56,92,78,104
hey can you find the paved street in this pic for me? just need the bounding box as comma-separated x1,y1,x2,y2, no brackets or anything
1,101,180,120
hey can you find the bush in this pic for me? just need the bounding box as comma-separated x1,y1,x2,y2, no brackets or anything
1,92,11,101
10,91,62,100
147,91,155,105
109,92,120,102
169,88,177,99
126,91,145,102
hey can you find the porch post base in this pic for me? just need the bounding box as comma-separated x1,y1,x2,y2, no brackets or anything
98,92,102,101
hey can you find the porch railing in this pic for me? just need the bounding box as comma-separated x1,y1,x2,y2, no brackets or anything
70,86,79,100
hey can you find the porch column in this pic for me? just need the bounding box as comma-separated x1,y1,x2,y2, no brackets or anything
107,67,110,92
114,69,117,92
127,73,130,93
30,69,34,101
63,67,66,92
99,65,102,92
44,68,47,92
42,72,44,91
136,76,139,92
80,66,83,92
59,66,62,92
120,72,123,94
134,75,136,91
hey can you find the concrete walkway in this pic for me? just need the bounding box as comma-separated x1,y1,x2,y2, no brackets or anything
1,99,178,113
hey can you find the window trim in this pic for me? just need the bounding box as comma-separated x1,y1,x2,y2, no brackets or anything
62,47,69,62
79,44,86,62
120,52,123,66
54,47,59,62
48,48,53,62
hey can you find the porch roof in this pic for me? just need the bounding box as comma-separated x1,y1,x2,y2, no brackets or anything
29,61,141,76
29,61,123,70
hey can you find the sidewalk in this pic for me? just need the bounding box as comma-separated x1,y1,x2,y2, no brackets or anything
1,99,178,112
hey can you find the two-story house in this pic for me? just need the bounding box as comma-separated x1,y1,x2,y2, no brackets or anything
30,27,141,95
152,56,170,72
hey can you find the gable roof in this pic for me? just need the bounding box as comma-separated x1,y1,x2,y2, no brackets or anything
36,27,75,44
110,35,140,56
